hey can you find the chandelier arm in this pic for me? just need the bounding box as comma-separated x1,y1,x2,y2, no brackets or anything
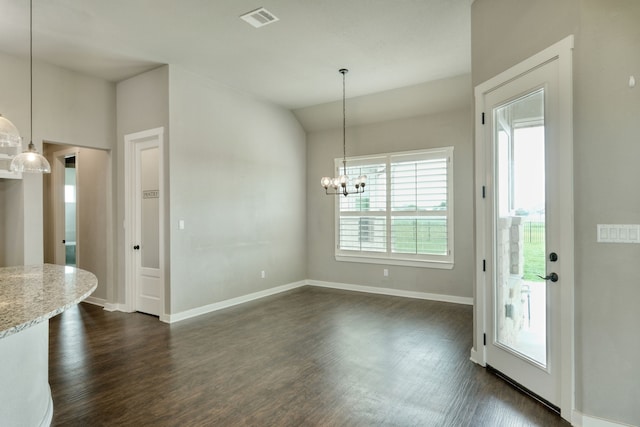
323,186,365,197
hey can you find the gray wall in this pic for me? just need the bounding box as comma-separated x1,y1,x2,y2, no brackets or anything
168,66,307,314
305,75,473,298
76,148,110,301
472,0,640,424
0,51,115,269
116,65,170,309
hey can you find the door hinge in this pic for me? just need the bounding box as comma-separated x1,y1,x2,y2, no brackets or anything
482,259,486,272
481,112,485,125
482,185,486,199
483,333,487,346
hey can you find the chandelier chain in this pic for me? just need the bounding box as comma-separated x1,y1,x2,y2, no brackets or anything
342,69,347,176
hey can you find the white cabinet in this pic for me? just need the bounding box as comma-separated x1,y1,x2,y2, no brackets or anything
0,146,22,179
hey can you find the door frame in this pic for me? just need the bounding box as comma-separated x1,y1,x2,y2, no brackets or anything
124,127,165,320
52,147,80,267
472,35,574,421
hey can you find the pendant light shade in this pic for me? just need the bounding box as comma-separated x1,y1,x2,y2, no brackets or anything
10,142,51,173
0,115,22,148
9,0,50,174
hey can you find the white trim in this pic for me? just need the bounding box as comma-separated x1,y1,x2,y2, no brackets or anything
308,279,473,305
103,302,129,313
473,35,574,422
165,281,308,323
124,127,165,318
334,146,454,268
159,280,472,324
572,411,635,427
469,347,485,366
335,255,454,269
83,296,106,307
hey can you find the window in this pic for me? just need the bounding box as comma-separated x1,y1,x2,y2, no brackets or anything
335,147,454,269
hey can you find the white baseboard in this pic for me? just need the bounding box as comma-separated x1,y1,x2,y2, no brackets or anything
103,302,128,312
166,280,307,323
83,296,106,307
572,412,636,427
306,279,474,306
469,347,485,366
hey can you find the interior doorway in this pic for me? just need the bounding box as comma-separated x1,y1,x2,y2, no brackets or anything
43,142,112,305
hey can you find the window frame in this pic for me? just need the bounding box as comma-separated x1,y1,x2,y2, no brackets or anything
334,147,454,269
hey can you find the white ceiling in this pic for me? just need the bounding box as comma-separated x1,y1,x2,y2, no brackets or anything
0,0,472,110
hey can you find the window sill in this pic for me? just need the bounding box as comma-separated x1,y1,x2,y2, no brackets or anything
335,254,454,270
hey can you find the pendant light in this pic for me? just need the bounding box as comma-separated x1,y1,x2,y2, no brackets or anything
320,68,365,197
0,115,22,148
10,0,51,174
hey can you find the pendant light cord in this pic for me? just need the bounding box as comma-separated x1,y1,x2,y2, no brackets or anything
29,0,34,150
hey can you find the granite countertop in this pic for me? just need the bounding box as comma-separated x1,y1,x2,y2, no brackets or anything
0,264,97,339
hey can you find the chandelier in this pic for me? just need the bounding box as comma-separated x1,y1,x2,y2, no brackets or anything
320,68,365,197
10,0,51,174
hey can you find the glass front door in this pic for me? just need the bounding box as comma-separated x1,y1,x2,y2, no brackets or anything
494,89,547,367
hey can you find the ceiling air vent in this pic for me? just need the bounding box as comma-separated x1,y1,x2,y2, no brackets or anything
240,7,279,28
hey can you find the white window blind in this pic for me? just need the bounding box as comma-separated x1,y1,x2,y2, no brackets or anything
335,147,454,269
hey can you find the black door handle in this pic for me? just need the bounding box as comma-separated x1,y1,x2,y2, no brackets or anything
537,272,558,282
133,245,140,250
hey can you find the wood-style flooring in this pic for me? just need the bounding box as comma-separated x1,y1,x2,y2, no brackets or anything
49,286,569,426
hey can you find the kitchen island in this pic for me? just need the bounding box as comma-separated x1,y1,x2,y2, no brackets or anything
0,264,97,426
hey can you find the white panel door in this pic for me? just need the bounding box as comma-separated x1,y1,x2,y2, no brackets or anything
125,127,164,319
134,140,161,316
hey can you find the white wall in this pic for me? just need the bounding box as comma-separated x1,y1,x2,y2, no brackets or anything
472,0,640,424
168,66,307,314
305,75,473,299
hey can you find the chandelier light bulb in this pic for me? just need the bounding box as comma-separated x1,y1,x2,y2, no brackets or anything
339,174,349,187
320,176,332,189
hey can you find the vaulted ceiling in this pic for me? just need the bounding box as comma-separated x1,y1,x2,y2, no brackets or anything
0,0,472,109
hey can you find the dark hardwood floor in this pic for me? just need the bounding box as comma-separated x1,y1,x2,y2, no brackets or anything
49,286,569,426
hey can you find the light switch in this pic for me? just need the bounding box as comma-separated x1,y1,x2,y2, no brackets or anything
597,224,640,243
179,220,185,230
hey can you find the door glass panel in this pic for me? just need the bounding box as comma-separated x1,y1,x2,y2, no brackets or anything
140,147,160,269
494,89,547,367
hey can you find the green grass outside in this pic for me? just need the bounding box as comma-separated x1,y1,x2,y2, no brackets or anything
391,219,447,255
523,222,545,282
